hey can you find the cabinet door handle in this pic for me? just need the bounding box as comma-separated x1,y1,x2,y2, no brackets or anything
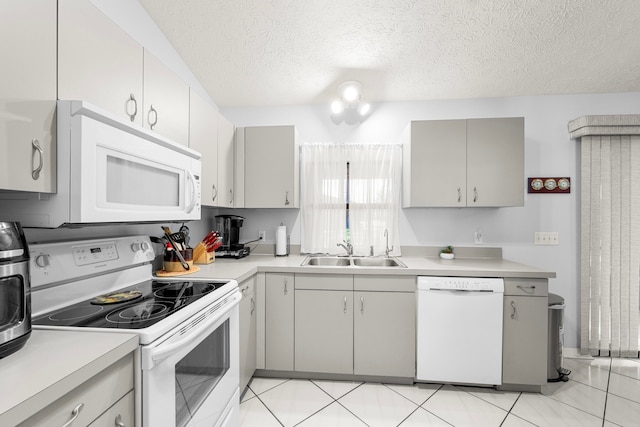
127,93,138,122
510,300,517,319
360,296,364,314
473,186,478,203
31,138,43,180
284,278,288,295
250,297,255,315
229,189,233,205
343,296,347,314
285,190,290,206
61,403,84,427
148,105,158,130
212,184,217,202
457,187,461,203
115,414,125,427
516,284,536,294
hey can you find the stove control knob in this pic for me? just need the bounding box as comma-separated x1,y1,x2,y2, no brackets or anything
131,243,142,252
141,241,151,252
35,254,50,268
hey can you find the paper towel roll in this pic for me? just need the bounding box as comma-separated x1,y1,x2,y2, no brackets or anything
276,225,287,256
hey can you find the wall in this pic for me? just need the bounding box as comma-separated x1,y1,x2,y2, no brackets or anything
222,91,640,349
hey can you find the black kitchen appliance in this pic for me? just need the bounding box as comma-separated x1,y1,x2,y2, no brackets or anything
215,215,250,258
0,222,31,358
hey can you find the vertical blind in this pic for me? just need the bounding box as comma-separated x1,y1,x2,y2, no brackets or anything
581,134,640,357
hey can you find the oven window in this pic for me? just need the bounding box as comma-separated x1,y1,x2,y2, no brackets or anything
175,319,229,427
0,276,24,332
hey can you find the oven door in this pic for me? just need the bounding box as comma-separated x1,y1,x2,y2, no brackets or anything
141,291,240,427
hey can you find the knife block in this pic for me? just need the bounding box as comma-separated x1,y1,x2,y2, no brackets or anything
194,250,215,264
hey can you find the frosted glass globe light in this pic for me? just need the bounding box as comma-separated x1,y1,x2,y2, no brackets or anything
331,100,344,114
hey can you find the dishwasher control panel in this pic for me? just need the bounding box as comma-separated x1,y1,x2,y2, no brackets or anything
417,276,504,292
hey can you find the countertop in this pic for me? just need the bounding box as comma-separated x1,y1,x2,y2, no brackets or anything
0,330,138,426
185,253,556,283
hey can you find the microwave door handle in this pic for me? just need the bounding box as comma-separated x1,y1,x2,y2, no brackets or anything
186,170,197,213
150,292,241,364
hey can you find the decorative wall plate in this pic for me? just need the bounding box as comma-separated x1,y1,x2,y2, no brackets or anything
528,177,571,193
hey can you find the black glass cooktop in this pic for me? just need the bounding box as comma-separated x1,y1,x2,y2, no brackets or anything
32,280,231,330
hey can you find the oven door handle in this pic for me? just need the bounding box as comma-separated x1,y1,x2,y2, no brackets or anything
150,291,241,364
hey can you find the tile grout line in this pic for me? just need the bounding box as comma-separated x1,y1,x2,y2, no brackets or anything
305,380,370,426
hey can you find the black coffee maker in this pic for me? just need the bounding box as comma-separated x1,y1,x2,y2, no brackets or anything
215,215,250,258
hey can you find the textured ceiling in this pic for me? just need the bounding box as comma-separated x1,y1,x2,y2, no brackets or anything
138,0,640,108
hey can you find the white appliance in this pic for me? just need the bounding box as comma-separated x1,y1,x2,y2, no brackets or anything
0,100,201,228
30,236,240,427
416,276,504,386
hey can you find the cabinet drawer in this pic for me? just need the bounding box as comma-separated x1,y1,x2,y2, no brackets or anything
20,354,134,427
503,278,548,297
239,275,256,297
295,273,352,291
354,275,416,292
88,390,134,427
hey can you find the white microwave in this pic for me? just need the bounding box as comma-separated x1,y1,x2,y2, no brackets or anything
0,100,201,227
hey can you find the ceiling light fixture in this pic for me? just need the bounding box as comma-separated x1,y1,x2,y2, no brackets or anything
330,80,371,124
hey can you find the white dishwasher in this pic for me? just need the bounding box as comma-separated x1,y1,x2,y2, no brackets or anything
416,276,504,386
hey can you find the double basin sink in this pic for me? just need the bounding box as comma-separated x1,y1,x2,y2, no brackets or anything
301,256,407,268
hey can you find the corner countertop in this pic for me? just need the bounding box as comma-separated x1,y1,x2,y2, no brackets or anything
0,330,138,426
184,252,556,283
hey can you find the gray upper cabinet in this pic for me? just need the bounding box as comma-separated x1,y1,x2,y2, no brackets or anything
403,117,524,207
0,0,57,193
58,0,143,126
189,89,219,206
217,114,236,208
241,125,299,208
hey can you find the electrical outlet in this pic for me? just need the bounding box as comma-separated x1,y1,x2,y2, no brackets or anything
474,230,483,244
535,232,559,245
258,231,266,241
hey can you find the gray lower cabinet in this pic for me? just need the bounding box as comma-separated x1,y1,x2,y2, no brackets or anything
265,273,295,371
354,291,415,377
239,276,256,394
295,289,353,374
502,278,548,387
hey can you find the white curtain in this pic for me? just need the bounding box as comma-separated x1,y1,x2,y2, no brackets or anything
581,134,640,357
300,142,402,256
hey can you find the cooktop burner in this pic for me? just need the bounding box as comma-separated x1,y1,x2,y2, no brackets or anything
32,279,231,330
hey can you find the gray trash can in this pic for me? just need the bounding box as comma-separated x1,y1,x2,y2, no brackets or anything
548,293,571,382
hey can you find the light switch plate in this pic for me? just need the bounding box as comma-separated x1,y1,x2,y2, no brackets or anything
535,232,559,245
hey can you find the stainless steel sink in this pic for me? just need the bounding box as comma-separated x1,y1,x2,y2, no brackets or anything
300,256,406,268
301,256,351,266
351,257,407,268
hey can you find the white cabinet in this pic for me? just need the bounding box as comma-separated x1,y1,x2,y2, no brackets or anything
501,278,548,388
240,125,299,208
0,0,57,193
217,114,236,208
294,275,353,374
353,275,416,378
265,273,294,371
239,276,257,395
143,49,190,146
58,0,143,126
403,117,524,207
189,89,219,206
59,1,190,145
19,354,134,427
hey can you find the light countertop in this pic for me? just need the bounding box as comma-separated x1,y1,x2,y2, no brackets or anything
0,330,138,426
185,252,556,283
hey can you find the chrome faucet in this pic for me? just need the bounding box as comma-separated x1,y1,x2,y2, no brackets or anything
384,229,394,257
337,240,353,256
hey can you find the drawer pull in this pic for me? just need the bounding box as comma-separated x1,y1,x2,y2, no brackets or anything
516,285,536,294
115,414,125,427
61,403,84,427
510,301,517,319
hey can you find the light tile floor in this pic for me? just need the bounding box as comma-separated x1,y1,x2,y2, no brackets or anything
239,357,640,426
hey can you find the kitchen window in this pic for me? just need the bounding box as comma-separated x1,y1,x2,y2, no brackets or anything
300,142,402,255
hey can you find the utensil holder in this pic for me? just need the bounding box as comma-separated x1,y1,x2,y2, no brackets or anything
163,248,194,272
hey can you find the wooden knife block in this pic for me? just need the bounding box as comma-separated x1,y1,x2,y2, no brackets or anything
194,250,215,264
